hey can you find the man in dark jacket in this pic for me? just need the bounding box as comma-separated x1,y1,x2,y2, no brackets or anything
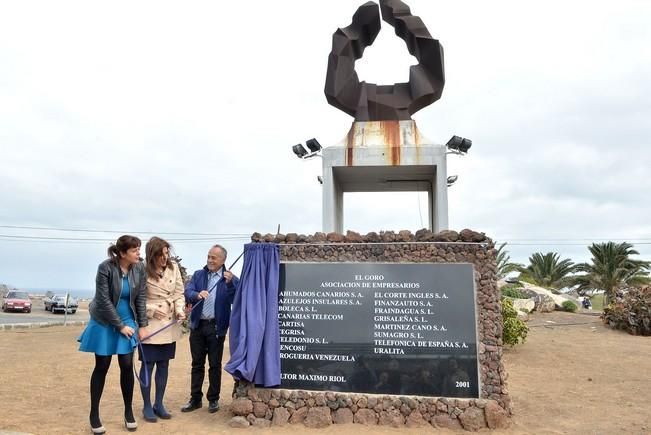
181,244,238,413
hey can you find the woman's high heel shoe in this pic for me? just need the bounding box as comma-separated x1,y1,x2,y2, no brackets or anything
90,424,106,434
124,418,138,432
90,415,106,434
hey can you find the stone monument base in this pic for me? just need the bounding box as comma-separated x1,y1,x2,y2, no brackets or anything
227,229,512,432
229,381,510,430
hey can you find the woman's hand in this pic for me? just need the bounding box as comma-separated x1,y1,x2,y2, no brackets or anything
177,311,186,321
138,327,148,342
120,325,135,338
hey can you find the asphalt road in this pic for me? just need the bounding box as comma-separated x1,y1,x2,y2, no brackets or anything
0,303,89,325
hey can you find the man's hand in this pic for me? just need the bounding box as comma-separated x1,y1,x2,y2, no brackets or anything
198,290,209,299
224,271,234,283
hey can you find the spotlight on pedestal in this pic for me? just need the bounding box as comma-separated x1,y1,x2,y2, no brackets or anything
306,138,322,153
292,139,323,160
292,144,309,158
446,136,472,154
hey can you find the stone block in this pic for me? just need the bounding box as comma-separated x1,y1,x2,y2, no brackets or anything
289,406,308,424
353,408,378,425
228,416,250,428
406,410,428,427
304,407,332,428
485,401,510,429
257,389,272,402
230,398,253,416
432,414,462,430
333,408,354,424
459,407,487,431
252,418,271,428
253,401,268,418
271,407,290,426
378,410,404,427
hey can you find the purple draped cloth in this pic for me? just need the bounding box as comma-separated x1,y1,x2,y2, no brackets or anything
224,243,280,387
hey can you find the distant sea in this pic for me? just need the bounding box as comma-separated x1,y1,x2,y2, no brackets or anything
25,287,95,299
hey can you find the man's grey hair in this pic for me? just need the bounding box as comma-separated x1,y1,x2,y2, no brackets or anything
211,244,227,258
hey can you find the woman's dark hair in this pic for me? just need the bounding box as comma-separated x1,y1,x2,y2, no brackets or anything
145,236,173,279
107,235,141,263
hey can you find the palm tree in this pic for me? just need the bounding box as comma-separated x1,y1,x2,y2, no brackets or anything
572,242,650,305
518,252,576,290
495,243,523,279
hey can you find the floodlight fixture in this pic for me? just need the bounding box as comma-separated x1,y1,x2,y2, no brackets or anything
459,138,472,153
317,176,324,185
446,135,472,154
306,138,322,153
446,136,463,150
447,175,458,187
292,144,309,158
292,139,323,159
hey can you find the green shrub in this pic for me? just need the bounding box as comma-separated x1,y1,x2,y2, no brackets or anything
502,298,518,317
503,318,529,346
501,286,527,299
562,300,578,312
502,299,529,346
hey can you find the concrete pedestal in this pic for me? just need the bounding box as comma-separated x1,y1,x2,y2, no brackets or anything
321,120,448,233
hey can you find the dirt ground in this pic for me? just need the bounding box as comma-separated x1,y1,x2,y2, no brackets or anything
0,311,649,435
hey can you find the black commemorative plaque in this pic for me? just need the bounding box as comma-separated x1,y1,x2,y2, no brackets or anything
278,262,479,398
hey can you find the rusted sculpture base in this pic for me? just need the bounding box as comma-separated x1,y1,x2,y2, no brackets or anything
321,120,448,233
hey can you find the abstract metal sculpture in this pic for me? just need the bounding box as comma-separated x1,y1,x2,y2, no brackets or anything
325,0,445,121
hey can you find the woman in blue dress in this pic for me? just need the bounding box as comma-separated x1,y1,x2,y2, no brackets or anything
79,235,149,434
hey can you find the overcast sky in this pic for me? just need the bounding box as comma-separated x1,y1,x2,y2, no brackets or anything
1,0,650,290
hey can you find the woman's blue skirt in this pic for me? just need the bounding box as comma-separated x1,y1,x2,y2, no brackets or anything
79,280,138,356
78,317,138,356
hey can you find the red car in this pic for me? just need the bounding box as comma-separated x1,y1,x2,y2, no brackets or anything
2,291,32,313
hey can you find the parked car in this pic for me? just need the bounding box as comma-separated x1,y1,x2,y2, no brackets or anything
44,294,72,311
46,295,78,314
43,295,55,311
2,291,32,313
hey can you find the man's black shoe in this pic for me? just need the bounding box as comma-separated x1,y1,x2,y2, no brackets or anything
180,400,202,413
208,401,220,413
